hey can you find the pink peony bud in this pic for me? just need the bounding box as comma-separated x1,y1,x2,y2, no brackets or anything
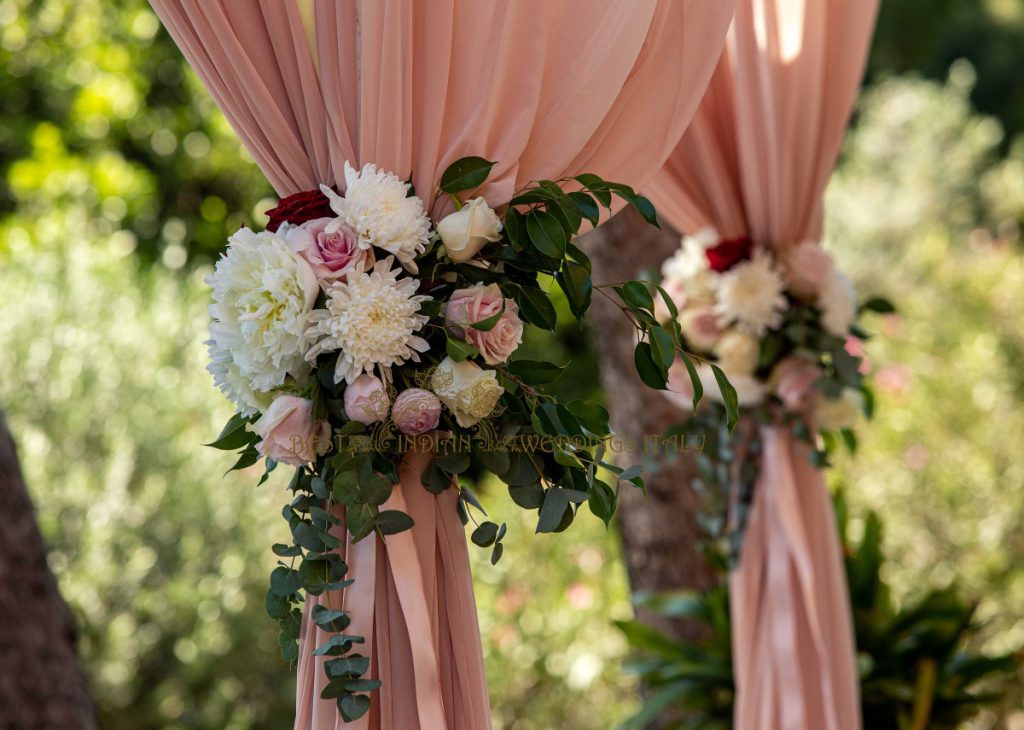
391,389,442,436
343,374,390,424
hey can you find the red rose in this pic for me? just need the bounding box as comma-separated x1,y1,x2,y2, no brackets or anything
705,235,752,272
265,188,336,232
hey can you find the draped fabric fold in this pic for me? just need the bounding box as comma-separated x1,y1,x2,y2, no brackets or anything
646,1,879,728
148,1,736,727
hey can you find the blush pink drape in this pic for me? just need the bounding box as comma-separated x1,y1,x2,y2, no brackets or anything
147,1,737,728
646,1,879,729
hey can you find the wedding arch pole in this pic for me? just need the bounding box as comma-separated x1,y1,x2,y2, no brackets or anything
147,1,736,728
644,1,879,728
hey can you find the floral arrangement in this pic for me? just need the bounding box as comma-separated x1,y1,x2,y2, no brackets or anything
655,229,892,555
202,158,733,721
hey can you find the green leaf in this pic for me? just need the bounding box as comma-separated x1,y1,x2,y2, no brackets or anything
588,479,616,526
649,326,676,370
710,364,739,432
490,542,504,565
439,156,495,193
504,209,526,250
511,284,558,331
270,566,301,597
566,400,609,434
633,195,659,228
344,679,382,693
471,521,500,547
654,285,679,321
205,411,254,450
272,542,303,558
338,694,371,722
225,446,259,473
376,510,414,535
558,261,592,319
507,359,565,385
680,351,704,412
617,281,655,313
446,334,479,361
292,521,327,552
634,342,668,390
568,191,600,227
312,634,364,656
536,488,587,533
420,459,453,494
326,654,371,679
312,604,351,632
508,482,545,509
526,209,567,259
860,296,895,314
265,588,290,619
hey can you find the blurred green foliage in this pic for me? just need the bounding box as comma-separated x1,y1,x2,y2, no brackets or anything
4,0,1024,727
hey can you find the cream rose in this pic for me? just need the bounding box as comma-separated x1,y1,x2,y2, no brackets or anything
343,373,390,424
819,269,857,336
249,395,330,467
431,357,504,427
678,304,724,352
783,242,834,300
445,284,523,365
437,198,502,263
714,330,760,377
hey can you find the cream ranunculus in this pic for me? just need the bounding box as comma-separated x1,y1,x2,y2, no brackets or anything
430,357,504,427
714,329,761,377
819,269,857,336
814,387,864,430
437,198,502,263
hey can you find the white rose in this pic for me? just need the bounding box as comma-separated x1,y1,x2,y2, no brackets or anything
437,198,502,263
431,357,504,427
819,269,856,336
714,330,760,377
814,388,864,430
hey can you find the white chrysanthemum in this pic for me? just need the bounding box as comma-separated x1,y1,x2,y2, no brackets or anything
320,162,430,273
305,256,431,384
661,229,720,304
205,228,318,413
714,248,787,337
818,269,857,336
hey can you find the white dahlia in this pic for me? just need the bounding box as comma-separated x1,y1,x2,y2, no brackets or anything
205,228,318,413
714,248,787,337
305,256,431,384
818,269,857,336
320,162,431,273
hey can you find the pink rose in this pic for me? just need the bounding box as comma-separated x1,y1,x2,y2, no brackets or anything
771,356,821,412
445,284,523,365
343,374,390,424
783,242,834,299
249,396,330,467
678,304,724,352
391,389,442,436
285,217,373,282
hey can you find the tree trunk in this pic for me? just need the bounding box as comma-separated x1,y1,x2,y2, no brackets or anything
582,207,719,641
0,413,98,729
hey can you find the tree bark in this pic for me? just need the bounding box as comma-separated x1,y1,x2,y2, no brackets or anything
0,413,98,729
582,207,718,641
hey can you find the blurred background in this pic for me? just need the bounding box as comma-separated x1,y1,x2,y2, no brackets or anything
2,0,1024,727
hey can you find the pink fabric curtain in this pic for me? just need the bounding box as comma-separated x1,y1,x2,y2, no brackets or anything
646,1,878,728
148,1,737,728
